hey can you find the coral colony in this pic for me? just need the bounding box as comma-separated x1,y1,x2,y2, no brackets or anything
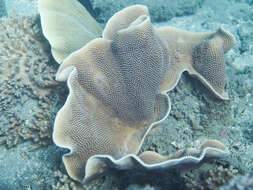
38,0,235,184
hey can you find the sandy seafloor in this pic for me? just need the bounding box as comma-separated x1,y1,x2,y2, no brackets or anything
0,0,252,189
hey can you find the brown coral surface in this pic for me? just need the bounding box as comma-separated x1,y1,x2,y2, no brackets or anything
53,5,233,183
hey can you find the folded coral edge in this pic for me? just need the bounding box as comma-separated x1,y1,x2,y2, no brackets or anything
83,140,229,184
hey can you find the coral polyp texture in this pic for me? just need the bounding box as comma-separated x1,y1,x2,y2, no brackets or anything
52,5,234,183
0,14,66,148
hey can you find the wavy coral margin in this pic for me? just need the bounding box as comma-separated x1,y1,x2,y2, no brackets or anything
83,142,229,184
53,68,77,149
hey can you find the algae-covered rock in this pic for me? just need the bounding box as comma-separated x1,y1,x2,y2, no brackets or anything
88,0,203,23
0,15,67,148
0,142,62,189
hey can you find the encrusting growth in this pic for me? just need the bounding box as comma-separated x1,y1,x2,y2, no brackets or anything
0,14,66,148
50,5,234,183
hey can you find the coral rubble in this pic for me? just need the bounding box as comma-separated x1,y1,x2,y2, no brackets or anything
184,164,239,190
52,170,85,190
